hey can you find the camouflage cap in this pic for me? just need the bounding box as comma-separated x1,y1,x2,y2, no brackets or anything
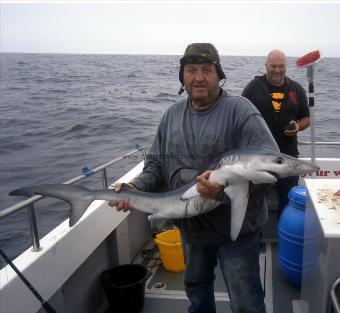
179,43,226,85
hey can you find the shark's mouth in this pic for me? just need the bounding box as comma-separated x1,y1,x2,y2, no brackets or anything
265,171,280,181
251,170,279,184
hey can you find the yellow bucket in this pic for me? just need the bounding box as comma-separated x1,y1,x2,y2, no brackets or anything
154,229,185,272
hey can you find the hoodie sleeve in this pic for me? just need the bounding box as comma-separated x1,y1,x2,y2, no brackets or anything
241,79,255,100
296,82,309,118
130,118,165,192
240,114,279,152
236,97,279,152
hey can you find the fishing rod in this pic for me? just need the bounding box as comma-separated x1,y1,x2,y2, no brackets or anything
0,248,58,313
296,50,322,165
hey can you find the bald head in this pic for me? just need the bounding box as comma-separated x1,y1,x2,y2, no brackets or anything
266,50,286,64
265,50,286,86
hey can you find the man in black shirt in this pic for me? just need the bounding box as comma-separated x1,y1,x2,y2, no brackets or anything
242,50,310,218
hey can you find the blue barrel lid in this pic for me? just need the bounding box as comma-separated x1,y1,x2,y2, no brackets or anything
288,186,306,206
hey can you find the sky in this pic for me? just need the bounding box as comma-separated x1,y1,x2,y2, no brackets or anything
1,1,340,57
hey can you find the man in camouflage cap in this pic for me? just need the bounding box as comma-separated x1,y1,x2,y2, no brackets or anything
112,43,277,313
178,43,226,94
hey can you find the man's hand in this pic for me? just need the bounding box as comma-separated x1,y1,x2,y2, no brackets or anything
284,120,299,136
196,171,223,199
108,183,136,212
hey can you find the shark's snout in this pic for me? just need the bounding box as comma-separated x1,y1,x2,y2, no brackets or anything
294,161,320,174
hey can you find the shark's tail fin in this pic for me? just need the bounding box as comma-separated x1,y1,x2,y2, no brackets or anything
9,184,95,227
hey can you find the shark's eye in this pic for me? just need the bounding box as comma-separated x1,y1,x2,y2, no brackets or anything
276,157,284,164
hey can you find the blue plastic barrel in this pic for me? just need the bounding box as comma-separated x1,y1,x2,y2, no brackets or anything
278,185,306,288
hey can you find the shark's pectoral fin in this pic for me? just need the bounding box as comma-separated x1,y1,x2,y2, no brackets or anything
224,180,250,241
180,185,200,200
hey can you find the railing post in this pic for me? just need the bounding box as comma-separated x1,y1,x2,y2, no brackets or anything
330,290,340,313
102,168,108,189
27,204,41,252
329,276,340,313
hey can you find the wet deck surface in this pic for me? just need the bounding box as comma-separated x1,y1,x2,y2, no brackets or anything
134,240,300,313
104,194,300,313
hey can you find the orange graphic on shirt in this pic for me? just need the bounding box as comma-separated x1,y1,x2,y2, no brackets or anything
271,92,284,112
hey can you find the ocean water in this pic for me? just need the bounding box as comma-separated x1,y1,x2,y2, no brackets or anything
0,53,339,260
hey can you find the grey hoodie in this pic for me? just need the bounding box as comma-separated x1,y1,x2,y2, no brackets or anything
132,90,279,243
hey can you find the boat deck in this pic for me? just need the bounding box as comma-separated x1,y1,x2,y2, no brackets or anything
100,202,301,313
123,238,300,313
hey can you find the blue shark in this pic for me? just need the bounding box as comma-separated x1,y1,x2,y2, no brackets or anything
9,148,318,241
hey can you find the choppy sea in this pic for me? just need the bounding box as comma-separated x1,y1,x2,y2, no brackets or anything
0,53,339,260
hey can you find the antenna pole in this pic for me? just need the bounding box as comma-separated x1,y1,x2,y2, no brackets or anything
307,65,316,164
0,248,58,313
295,50,321,165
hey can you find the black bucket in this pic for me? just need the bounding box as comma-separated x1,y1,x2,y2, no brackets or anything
102,264,151,313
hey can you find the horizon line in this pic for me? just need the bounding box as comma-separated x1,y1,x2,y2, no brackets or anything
1,51,339,58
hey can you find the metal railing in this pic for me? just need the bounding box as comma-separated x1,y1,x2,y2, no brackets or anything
329,276,340,313
0,140,339,254
299,141,340,146
0,148,143,252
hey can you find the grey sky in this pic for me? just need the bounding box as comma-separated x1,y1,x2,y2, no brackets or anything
1,2,340,56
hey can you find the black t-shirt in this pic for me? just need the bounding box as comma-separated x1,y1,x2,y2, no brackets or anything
242,75,309,157
266,81,286,113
